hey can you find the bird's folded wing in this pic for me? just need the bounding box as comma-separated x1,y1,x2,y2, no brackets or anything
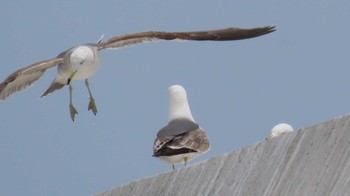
167,129,209,152
0,58,62,100
98,26,276,50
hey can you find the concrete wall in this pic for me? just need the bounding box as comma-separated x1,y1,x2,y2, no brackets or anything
96,114,350,196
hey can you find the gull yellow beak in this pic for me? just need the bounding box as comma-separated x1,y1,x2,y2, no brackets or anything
266,135,273,141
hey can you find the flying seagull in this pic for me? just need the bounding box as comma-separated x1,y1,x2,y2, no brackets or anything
153,85,210,170
0,26,275,121
266,123,294,140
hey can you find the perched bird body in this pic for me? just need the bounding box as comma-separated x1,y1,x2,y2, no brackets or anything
153,85,210,169
0,26,275,121
266,123,294,140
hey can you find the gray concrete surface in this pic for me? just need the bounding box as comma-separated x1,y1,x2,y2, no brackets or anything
96,114,350,196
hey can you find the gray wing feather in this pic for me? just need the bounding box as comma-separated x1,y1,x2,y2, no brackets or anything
157,119,199,138
167,129,210,153
41,80,65,98
0,58,62,100
153,128,210,156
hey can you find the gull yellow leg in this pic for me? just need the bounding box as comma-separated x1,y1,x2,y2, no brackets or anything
85,79,97,115
69,83,78,121
184,157,188,167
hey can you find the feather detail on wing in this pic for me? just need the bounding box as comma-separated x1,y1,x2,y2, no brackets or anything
41,80,65,98
98,26,275,50
153,128,209,157
0,58,62,100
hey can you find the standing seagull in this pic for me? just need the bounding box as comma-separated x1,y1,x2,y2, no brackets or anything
0,26,275,121
266,123,294,140
153,85,210,170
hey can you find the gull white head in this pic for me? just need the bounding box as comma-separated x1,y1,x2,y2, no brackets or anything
267,123,294,140
168,85,195,122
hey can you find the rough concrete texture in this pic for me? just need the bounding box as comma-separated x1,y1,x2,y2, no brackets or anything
96,114,350,196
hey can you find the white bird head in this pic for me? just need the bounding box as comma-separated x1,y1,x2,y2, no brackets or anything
266,123,293,140
168,85,195,122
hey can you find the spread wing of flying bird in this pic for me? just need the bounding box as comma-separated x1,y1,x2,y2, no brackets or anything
0,58,62,100
98,26,275,49
0,26,275,121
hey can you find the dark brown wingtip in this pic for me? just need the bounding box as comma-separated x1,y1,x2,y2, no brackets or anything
0,76,15,98
234,25,277,40
0,82,10,100
239,25,277,39
0,71,28,100
183,25,277,41
265,26,277,34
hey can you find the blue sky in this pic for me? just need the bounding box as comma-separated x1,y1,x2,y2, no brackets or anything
0,1,349,195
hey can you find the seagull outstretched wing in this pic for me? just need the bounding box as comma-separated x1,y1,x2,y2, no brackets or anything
0,58,62,100
98,26,275,50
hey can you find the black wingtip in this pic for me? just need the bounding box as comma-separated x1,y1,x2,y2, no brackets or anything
247,25,276,39
266,26,277,33
258,26,277,36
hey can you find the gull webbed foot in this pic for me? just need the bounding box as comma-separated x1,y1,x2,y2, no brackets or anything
69,103,78,121
88,97,98,115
